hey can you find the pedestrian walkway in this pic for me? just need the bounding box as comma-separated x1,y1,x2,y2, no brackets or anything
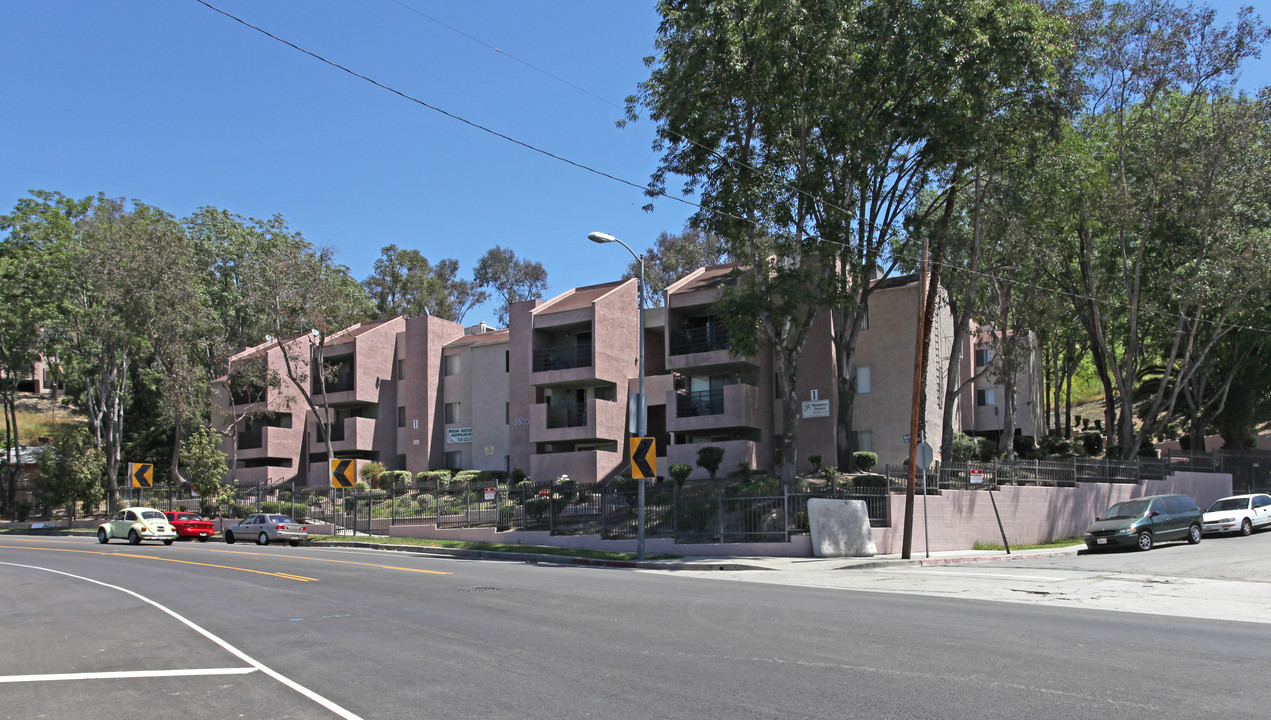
631,545,1084,572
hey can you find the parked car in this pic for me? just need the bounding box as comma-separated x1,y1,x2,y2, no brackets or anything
164,511,217,541
97,507,177,545
223,514,308,546
1202,494,1271,536
1084,494,1203,551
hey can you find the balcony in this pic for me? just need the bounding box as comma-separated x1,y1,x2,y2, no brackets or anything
532,342,593,372
530,397,624,444
529,448,624,485
667,383,763,433
669,326,730,356
312,416,377,452
236,426,294,460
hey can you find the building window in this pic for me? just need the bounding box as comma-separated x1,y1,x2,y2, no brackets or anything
397,406,406,428
975,348,992,367
444,451,462,469
396,359,404,378
976,388,996,406
505,350,509,372
444,354,461,376
444,402,460,424
397,454,407,471
853,430,873,453
855,367,871,394
505,402,510,424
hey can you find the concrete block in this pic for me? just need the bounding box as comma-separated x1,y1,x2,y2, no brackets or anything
808,498,876,557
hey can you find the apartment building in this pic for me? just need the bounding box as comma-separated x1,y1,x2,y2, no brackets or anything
216,266,1041,489
956,323,1047,446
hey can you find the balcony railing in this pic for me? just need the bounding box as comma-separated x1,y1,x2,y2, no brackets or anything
676,388,725,417
545,402,588,429
669,326,730,356
532,342,593,372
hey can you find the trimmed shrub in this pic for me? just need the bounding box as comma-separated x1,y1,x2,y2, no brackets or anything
1105,444,1122,460
668,463,693,486
555,475,577,502
853,451,878,472
1013,435,1036,456
510,468,526,483
1079,432,1104,457
696,446,725,480
1038,435,1071,456
379,470,411,490
416,470,452,489
452,470,481,485
951,432,980,462
808,455,823,471
359,461,386,486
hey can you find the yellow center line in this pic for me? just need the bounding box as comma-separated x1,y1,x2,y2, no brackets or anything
0,545,319,582
203,547,452,575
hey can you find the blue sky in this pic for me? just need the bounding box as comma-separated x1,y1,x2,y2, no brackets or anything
3,1,1266,327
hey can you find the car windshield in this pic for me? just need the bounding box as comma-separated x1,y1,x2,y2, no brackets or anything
1099,500,1149,520
180,513,204,520
140,510,166,520
1208,498,1248,512
268,516,294,524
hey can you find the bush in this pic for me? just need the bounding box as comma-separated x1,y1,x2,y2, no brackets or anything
510,468,526,483
359,461,386,486
808,455,822,471
1038,435,1071,456
524,496,551,519
555,475,577,501
1105,444,1122,460
853,474,888,491
1080,432,1104,457
951,432,980,462
1013,435,1036,456
452,470,481,485
416,470,452,489
668,463,693,486
380,470,411,490
853,451,878,472
696,446,725,480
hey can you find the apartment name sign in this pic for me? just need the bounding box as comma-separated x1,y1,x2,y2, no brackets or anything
447,427,473,444
801,400,830,418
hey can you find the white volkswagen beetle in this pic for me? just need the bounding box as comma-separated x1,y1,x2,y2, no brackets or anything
97,507,178,545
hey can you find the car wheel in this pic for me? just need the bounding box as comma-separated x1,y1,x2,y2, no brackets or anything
128,529,141,545
225,531,236,544
1240,518,1253,536
97,528,109,544
1136,530,1153,551
1187,524,1202,544
289,539,300,547
163,539,174,546
257,532,270,546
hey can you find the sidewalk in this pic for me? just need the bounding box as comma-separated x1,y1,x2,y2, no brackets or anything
629,546,1084,572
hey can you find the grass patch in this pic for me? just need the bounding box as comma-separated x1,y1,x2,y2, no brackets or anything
308,534,680,562
973,537,1084,551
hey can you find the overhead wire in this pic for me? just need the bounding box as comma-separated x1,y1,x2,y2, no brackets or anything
193,0,1271,338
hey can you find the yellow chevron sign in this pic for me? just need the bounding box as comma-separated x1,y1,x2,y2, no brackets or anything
629,437,657,480
129,462,153,488
331,459,355,488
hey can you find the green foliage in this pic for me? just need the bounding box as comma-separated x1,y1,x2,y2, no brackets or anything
807,455,822,472
473,245,548,326
668,463,693,486
1079,432,1104,457
416,470,452,488
555,475,577,502
34,425,104,522
1038,435,1072,456
353,480,370,493
363,244,487,322
1013,436,1036,457
524,495,551,519
695,446,725,480
181,426,227,499
951,432,982,462
359,461,385,485
853,452,878,472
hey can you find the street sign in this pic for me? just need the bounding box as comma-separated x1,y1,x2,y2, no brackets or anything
917,441,934,468
969,469,984,484
331,458,355,488
129,462,153,488
630,437,657,479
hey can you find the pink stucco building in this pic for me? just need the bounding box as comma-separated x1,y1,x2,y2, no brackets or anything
216,267,1045,488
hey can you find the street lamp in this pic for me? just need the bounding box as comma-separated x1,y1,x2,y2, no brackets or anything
588,231,646,560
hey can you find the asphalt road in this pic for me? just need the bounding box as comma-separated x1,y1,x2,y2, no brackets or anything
2,535,1268,719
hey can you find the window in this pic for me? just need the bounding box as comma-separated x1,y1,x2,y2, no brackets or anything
505,350,509,372
444,451,462,468
396,359,404,378
853,430,873,453
397,406,406,428
505,402,510,425
444,354,461,376
976,388,996,406
855,366,871,394
975,348,992,367
444,402,460,424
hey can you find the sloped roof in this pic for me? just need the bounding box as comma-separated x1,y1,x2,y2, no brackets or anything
445,328,510,348
534,279,629,315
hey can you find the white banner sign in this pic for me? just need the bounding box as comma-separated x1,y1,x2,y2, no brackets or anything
447,427,472,443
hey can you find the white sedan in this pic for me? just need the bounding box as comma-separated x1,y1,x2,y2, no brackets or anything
1202,494,1271,536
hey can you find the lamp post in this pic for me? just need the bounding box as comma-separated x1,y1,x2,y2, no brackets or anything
588,231,646,560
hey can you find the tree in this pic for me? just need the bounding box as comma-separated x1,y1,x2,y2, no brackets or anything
181,425,228,500
473,246,548,326
696,445,724,481
34,425,105,526
363,245,487,322
630,0,1068,481
623,224,728,302
1054,2,1270,457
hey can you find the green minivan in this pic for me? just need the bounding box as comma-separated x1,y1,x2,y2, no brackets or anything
1084,494,1203,551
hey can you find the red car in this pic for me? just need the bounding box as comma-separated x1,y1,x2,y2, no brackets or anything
164,511,216,542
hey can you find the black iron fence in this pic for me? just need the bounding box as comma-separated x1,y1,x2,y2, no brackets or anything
880,449,1241,490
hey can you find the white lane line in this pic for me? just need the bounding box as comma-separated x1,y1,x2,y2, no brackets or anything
0,667,256,684
0,562,363,720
